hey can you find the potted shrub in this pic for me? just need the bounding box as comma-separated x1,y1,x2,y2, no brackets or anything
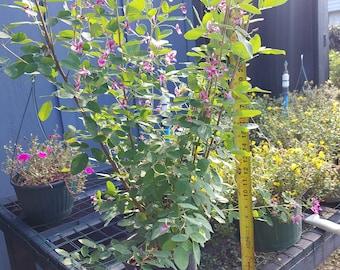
252,86,340,202
224,141,339,252
0,0,287,268
3,132,93,224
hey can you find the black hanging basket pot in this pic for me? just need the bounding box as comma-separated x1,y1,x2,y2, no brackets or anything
11,175,74,225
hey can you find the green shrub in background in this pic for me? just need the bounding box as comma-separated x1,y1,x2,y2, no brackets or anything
329,25,340,51
329,50,340,89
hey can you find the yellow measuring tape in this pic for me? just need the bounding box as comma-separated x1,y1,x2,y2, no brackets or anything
231,59,255,270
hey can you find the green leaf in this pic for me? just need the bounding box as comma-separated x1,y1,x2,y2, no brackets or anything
57,30,75,39
184,28,206,41
174,246,189,270
0,56,10,65
106,181,117,196
239,3,261,14
197,158,209,173
126,0,145,15
24,63,38,73
231,150,252,157
261,0,288,8
197,125,212,141
21,45,40,54
107,19,118,33
84,116,98,136
60,59,80,70
78,238,97,248
178,203,198,211
80,246,89,257
46,17,58,27
91,148,106,163
258,47,286,55
192,242,201,266
87,101,101,113
11,32,26,42
161,1,170,13
171,234,188,242
154,163,166,174
136,24,146,35
55,248,70,257
71,153,89,175
189,232,206,244
0,31,11,39
233,109,261,118
38,101,53,121
250,34,261,54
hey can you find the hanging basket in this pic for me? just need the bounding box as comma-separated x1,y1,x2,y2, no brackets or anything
11,175,74,225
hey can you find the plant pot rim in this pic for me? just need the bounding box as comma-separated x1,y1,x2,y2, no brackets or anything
11,175,67,189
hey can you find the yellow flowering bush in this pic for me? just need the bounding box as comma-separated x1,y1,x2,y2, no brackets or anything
252,86,340,163
222,141,339,225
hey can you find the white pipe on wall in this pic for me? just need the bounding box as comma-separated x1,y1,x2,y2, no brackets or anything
304,214,340,235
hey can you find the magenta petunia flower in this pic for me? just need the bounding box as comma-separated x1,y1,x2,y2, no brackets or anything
292,215,300,225
38,151,48,158
17,153,31,163
84,167,95,175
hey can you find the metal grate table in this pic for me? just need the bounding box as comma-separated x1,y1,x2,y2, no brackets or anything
0,176,128,270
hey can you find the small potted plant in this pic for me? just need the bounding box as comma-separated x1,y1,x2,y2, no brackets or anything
3,132,94,224
224,141,339,252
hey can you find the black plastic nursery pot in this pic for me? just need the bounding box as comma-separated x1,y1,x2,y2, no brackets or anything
254,215,302,252
11,176,74,225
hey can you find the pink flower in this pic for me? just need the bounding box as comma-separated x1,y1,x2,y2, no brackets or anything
207,21,220,33
159,75,166,83
78,67,91,77
199,91,209,103
187,117,193,123
108,40,116,52
292,215,300,225
38,151,48,158
23,6,32,18
124,21,131,31
74,76,81,91
174,87,180,96
121,98,127,107
98,57,107,67
175,24,182,35
47,147,53,153
142,61,154,72
160,219,169,232
17,153,31,163
311,198,322,214
95,0,105,5
165,51,177,66
90,195,97,204
84,167,95,175
225,92,232,99
71,40,83,54
180,4,187,14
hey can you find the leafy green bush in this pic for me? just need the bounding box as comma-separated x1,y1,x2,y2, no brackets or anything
329,25,340,51
251,86,340,163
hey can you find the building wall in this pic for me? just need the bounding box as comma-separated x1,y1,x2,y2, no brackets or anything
329,0,340,25
329,11,340,25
